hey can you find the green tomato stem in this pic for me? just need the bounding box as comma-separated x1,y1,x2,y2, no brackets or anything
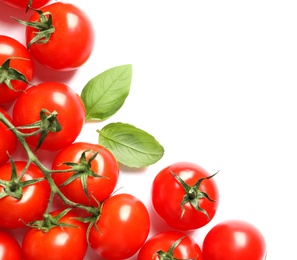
0,112,99,217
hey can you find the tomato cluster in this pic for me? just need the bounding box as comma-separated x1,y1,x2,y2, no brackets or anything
0,1,267,260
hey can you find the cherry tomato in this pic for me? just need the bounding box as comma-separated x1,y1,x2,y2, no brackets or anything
202,219,266,260
151,161,219,231
0,35,34,104
0,0,50,10
12,81,86,151
24,2,95,71
0,229,23,260
0,161,51,229
22,209,88,260
0,107,17,166
137,230,203,260
51,142,119,206
89,193,150,260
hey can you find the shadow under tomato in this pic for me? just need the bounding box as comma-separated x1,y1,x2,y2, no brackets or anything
147,199,176,235
31,58,78,85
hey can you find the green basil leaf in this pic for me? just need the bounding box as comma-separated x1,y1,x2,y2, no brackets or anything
97,122,165,168
80,64,132,121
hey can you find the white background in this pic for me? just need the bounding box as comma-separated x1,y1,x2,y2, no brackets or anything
1,1,297,259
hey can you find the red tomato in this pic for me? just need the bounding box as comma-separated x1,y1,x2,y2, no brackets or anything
0,161,51,229
202,219,267,260
151,161,219,231
0,35,34,104
137,230,203,260
51,142,119,206
0,0,50,9
22,209,88,260
24,2,95,71
0,107,17,166
89,193,150,260
12,82,86,151
0,229,23,260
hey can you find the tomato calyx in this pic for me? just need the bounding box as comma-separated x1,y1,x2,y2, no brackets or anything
13,8,55,48
171,170,219,219
58,149,108,200
0,159,46,200
0,57,33,91
154,236,198,260
27,208,77,232
16,109,62,150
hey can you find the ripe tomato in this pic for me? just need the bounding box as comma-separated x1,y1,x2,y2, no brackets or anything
12,81,86,151
89,193,150,260
22,209,88,260
151,161,219,231
137,230,203,260
0,35,34,104
0,161,51,229
202,219,266,260
0,0,50,9
0,107,17,166
0,229,23,260
51,142,119,206
24,2,95,71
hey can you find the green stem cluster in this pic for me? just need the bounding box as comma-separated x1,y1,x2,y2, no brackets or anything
0,112,99,223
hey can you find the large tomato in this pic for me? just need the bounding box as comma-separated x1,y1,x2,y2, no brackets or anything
137,230,203,260
0,229,23,260
0,107,17,166
0,161,51,229
51,142,119,206
22,209,88,260
89,193,150,260
151,161,219,231
23,2,95,71
12,81,86,151
0,0,50,9
0,35,34,104
202,219,267,260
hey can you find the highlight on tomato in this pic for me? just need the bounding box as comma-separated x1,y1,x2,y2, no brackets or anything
0,229,23,260
15,2,95,71
0,35,34,104
202,219,267,260
22,209,88,260
89,193,150,260
51,142,119,206
12,81,86,151
0,161,51,229
0,107,17,166
151,161,219,231
137,230,203,260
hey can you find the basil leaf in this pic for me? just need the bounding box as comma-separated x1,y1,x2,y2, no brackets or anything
80,64,132,121
97,122,164,168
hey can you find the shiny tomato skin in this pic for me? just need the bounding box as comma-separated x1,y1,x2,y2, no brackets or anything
12,82,86,151
0,0,50,9
202,219,266,260
0,35,34,104
152,162,219,231
89,193,150,260
51,142,119,206
0,161,51,229
137,231,203,260
22,209,88,260
25,2,95,71
0,229,23,260
0,107,17,166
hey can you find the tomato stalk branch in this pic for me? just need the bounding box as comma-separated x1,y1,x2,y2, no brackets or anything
0,112,99,217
